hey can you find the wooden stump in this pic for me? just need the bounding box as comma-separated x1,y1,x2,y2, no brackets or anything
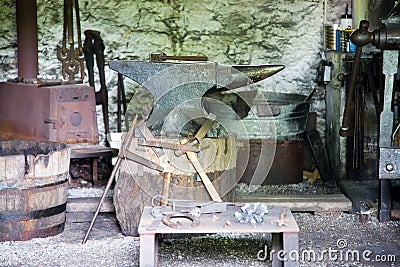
113,135,237,236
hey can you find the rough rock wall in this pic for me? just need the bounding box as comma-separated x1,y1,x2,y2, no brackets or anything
0,0,351,139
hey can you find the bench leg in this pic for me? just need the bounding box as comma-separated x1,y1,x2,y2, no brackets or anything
271,233,299,267
282,232,299,267
272,233,283,267
140,233,158,267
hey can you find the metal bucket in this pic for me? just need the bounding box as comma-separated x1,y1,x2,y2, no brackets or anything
237,92,310,185
0,141,70,241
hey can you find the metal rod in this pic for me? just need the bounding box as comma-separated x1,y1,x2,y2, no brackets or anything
340,45,362,137
82,116,138,244
81,156,122,244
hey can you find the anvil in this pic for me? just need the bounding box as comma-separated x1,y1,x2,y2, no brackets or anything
109,60,284,134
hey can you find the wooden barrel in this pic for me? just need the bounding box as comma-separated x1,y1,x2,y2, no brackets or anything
113,135,237,236
0,141,70,241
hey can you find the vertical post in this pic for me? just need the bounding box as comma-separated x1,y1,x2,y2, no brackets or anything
272,233,283,267
282,232,299,267
140,234,158,267
16,0,38,79
378,50,399,221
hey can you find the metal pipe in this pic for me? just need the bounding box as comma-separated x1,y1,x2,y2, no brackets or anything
16,0,38,79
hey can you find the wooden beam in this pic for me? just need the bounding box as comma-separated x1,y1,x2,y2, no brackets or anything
235,194,352,212
66,197,115,213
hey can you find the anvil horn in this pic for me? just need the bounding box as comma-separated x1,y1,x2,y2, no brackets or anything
232,65,285,83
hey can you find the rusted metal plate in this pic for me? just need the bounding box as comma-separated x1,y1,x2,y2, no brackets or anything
237,139,304,185
0,82,98,144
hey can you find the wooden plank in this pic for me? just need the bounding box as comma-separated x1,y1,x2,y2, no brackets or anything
66,197,115,213
66,212,96,223
235,194,352,212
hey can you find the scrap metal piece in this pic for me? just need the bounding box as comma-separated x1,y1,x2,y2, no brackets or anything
277,208,288,227
234,203,268,225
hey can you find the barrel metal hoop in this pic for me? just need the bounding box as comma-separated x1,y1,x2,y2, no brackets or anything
0,222,65,241
0,203,67,222
0,174,69,191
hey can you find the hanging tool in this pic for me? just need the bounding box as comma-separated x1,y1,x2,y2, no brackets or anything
117,73,128,132
57,0,85,83
83,30,109,135
339,21,369,137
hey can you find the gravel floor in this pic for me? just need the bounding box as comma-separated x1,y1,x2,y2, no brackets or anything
236,179,342,195
0,211,399,267
1,180,398,266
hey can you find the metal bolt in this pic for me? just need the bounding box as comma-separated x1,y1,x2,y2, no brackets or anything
386,164,394,172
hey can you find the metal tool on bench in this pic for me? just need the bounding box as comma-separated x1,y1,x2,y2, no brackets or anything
151,197,228,218
340,8,400,221
150,197,228,229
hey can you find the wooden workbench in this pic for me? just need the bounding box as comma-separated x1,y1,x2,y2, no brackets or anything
138,205,299,267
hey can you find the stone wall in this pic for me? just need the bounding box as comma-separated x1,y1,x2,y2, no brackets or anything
0,0,352,139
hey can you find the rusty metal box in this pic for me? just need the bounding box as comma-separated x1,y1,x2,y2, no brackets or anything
0,82,98,144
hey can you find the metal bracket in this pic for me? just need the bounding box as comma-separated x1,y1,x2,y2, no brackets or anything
379,147,400,179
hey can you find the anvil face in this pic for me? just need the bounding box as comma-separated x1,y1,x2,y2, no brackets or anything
109,60,284,134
